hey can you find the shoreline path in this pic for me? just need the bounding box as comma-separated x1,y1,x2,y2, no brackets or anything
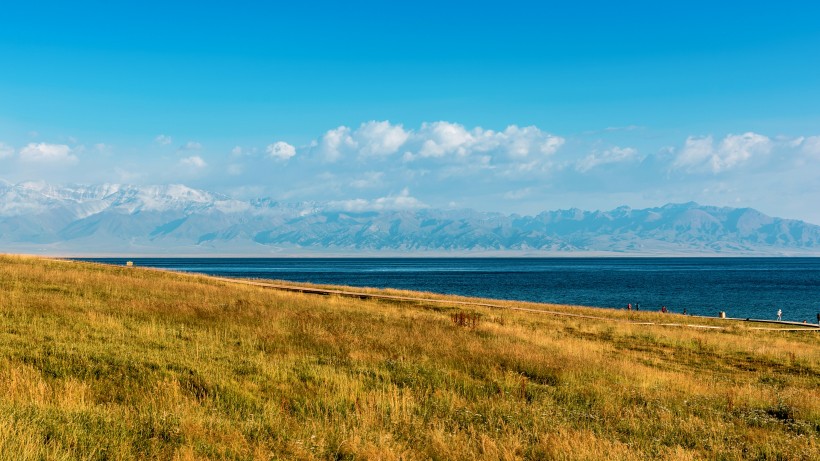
209,276,820,333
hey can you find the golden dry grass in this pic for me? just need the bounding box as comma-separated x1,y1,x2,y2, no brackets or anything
0,254,817,460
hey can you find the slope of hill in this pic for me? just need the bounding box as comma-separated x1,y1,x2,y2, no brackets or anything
0,255,818,459
1,181,820,255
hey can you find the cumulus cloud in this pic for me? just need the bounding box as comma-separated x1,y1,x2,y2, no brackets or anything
179,155,207,169
673,136,713,170
416,121,475,158
155,134,172,146
313,126,356,162
576,146,640,172
19,143,78,164
498,125,565,158
798,136,820,156
356,121,410,157
266,141,296,161
311,121,410,161
673,132,771,173
328,188,426,211
0,143,14,159
718,133,772,170
307,121,564,164
413,122,564,161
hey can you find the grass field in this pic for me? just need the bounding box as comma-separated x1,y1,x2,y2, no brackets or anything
0,254,818,460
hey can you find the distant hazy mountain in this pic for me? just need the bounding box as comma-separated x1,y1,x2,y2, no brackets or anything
2,181,819,255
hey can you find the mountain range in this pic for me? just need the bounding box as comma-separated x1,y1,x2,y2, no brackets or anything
1,181,819,255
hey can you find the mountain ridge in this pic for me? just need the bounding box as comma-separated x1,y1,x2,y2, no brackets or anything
1,181,819,255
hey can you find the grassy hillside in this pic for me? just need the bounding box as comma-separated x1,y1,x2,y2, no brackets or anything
0,255,818,460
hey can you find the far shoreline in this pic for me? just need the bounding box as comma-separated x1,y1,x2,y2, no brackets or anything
66,255,820,331
13,251,820,259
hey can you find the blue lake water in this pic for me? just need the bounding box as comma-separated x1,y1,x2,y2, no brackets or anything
75,258,820,323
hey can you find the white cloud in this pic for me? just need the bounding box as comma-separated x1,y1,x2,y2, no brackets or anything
373,188,425,210
266,141,296,161
798,136,820,157
541,135,565,155
416,121,475,158
305,121,563,164
314,126,357,162
355,121,409,157
413,122,564,161
230,146,243,157
498,125,564,158
0,143,14,159
717,132,772,170
329,188,426,211
311,121,409,161
19,143,78,164
673,136,714,170
576,146,639,172
673,132,771,173
180,141,202,151
179,156,207,169
155,134,172,146
782,135,804,148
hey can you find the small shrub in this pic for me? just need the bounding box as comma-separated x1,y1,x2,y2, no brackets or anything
766,402,794,422
451,311,480,329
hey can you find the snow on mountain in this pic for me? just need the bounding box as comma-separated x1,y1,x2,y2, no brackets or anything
1,181,819,255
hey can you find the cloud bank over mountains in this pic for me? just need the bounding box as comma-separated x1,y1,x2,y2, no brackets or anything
1,181,818,256
270,121,565,168
18,143,78,164
673,132,773,173
1,121,819,224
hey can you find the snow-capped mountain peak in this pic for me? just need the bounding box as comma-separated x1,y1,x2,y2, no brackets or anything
1,181,819,255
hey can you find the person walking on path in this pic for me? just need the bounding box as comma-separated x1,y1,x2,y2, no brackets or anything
627,303,632,311
777,309,782,321
816,312,819,325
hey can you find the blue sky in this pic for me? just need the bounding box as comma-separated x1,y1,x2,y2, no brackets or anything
2,1,820,221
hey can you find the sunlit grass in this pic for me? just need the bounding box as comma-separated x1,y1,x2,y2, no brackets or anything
0,254,817,460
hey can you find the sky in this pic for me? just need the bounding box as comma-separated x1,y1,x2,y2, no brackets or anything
1,1,819,222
